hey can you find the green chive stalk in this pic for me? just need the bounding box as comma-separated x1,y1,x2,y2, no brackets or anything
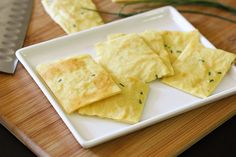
122,0,236,15
83,8,236,24
82,0,236,24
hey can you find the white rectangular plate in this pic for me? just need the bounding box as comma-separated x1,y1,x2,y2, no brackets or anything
16,6,236,148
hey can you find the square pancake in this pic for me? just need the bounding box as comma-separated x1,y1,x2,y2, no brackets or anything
160,31,200,63
42,0,104,34
96,33,170,82
108,31,174,76
78,77,149,124
36,55,121,113
161,41,236,98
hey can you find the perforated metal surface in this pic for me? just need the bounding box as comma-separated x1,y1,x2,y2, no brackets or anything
0,0,33,74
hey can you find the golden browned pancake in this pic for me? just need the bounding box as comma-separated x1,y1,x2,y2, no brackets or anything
36,55,121,113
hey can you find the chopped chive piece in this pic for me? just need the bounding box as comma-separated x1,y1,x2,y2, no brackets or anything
209,79,214,83
155,74,159,79
73,24,77,28
140,91,143,95
91,74,96,77
217,72,222,74
58,79,62,82
199,59,205,63
170,50,173,53
119,83,125,87
208,72,211,76
139,99,142,104
164,44,168,48
176,50,182,53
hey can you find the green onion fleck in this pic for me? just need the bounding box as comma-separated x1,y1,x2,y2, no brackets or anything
119,83,125,87
217,72,222,74
176,50,182,53
164,44,168,48
139,99,142,104
73,24,77,28
155,74,159,79
208,72,211,76
209,79,214,83
58,79,62,82
140,91,143,95
91,74,96,77
199,59,205,63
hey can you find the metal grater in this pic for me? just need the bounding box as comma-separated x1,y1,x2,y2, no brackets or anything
0,0,33,74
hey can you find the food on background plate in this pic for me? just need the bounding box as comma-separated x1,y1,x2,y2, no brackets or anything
36,55,121,113
161,41,236,98
78,77,149,124
41,0,104,34
96,33,171,82
160,31,200,63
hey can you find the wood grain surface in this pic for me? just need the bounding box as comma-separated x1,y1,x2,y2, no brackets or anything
0,0,236,156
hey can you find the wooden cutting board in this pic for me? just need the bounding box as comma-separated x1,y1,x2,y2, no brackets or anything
0,0,236,156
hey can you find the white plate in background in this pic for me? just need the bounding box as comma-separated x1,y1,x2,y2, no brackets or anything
16,6,236,148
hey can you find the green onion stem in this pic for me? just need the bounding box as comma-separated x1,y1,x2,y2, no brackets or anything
122,0,236,15
179,10,236,24
82,8,236,24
